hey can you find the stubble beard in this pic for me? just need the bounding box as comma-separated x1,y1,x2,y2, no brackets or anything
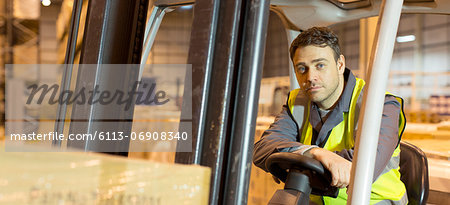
310,79,341,109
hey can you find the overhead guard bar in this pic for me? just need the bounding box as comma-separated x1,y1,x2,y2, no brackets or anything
347,0,404,204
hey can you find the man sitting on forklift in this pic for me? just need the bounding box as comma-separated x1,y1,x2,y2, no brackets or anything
253,27,408,204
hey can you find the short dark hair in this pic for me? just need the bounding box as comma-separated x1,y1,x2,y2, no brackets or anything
289,27,341,62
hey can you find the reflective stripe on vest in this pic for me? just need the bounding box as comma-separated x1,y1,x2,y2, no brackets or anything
287,77,408,205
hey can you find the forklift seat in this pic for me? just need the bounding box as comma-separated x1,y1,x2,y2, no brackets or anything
399,141,429,205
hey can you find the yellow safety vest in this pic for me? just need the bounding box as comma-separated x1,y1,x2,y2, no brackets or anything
287,77,407,205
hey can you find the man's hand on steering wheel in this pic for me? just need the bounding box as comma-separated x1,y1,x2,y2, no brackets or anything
305,147,352,189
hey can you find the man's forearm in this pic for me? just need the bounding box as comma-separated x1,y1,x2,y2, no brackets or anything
253,107,304,171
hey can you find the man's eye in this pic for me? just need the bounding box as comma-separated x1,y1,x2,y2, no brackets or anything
317,63,325,69
297,67,306,73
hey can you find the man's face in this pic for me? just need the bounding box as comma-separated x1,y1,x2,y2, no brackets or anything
292,45,345,109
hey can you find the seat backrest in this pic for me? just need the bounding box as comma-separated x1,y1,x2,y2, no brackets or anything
399,141,429,205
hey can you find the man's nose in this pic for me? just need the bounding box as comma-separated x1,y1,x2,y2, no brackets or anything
306,68,318,82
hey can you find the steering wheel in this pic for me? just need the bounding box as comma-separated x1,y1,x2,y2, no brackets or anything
265,152,339,197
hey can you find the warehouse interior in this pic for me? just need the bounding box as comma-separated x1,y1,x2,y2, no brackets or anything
0,0,449,204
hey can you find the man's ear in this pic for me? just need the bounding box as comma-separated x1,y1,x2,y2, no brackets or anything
337,54,345,74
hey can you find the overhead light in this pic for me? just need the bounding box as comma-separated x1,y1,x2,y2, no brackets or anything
42,0,51,7
396,35,416,43
179,5,193,10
